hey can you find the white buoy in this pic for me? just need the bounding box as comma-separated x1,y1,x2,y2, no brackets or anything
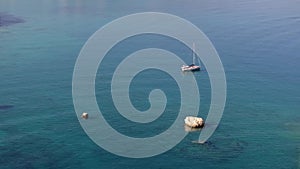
81,112,88,119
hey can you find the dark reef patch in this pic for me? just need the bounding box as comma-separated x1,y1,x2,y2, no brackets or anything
173,138,248,163
0,12,24,27
0,134,83,168
0,105,14,110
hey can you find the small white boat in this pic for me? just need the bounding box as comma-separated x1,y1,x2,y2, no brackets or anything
184,116,204,128
181,43,201,72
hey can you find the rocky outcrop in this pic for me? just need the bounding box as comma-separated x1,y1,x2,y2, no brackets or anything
184,116,204,128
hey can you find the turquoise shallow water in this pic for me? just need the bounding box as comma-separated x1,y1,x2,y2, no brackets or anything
0,0,300,168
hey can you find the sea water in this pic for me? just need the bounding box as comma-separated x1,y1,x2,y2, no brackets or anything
0,0,299,168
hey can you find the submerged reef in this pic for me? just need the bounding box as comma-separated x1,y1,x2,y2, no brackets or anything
0,12,24,27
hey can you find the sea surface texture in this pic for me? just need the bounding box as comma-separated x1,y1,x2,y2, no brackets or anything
0,0,299,168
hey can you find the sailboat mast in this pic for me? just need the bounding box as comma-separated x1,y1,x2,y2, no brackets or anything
192,42,195,64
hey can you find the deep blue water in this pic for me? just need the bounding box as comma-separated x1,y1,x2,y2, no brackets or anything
0,0,300,168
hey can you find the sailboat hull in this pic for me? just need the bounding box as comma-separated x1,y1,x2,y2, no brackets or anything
181,65,200,72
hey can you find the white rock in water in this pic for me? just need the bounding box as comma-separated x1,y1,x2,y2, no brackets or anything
184,116,204,128
81,112,88,119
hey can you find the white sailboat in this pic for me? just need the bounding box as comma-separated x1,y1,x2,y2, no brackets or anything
181,43,201,72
